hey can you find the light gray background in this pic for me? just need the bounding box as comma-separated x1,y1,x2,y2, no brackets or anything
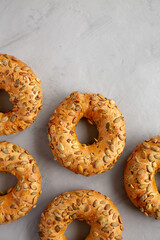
0,0,160,239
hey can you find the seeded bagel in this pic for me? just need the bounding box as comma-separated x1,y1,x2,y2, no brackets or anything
39,190,123,240
124,136,160,219
48,91,126,176
0,54,42,135
0,141,41,224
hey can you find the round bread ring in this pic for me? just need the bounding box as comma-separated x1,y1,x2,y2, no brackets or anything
39,190,123,240
0,141,41,224
48,91,126,176
0,54,42,135
124,136,160,219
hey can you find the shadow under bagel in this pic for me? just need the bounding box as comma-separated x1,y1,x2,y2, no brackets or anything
0,90,13,113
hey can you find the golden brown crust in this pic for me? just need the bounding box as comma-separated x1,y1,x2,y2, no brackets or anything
0,54,42,135
48,91,126,176
39,190,123,240
124,136,160,219
0,141,41,224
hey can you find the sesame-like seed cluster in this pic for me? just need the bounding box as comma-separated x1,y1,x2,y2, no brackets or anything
124,136,160,219
0,54,42,135
48,92,126,176
39,190,123,240
0,141,41,224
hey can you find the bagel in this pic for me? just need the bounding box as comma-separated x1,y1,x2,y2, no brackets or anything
0,141,41,224
39,190,123,240
124,136,160,219
48,91,126,176
0,54,42,135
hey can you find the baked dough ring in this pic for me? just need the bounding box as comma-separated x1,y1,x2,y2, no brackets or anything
48,91,126,176
124,136,160,219
0,141,41,224
39,190,123,240
0,54,42,135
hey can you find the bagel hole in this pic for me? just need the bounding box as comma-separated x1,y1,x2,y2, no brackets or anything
65,220,90,240
0,90,13,113
0,172,17,195
155,172,160,193
75,117,98,145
